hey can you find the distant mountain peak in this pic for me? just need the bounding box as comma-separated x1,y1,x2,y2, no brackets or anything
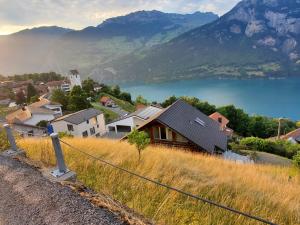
12,26,74,37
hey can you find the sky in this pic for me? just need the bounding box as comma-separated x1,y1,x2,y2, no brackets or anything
0,0,240,35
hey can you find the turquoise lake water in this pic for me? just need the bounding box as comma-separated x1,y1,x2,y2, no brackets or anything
122,77,300,120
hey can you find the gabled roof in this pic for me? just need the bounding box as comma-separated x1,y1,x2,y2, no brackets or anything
209,112,229,129
30,98,61,108
107,105,163,125
137,100,228,153
283,128,300,140
52,108,102,125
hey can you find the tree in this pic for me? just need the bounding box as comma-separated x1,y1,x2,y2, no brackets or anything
68,86,91,111
119,92,132,103
30,95,39,103
297,121,300,128
217,105,250,136
111,85,121,97
15,90,26,105
127,129,150,161
135,95,148,105
26,83,37,103
161,95,178,107
51,89,69,110
36,120,48,128
82,78,95,96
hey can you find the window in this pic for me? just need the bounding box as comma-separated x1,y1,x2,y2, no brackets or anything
160,127,167,140
218,117,222,123
28,130,34,137
67,124,74,131
86,120,89,124
153,127,168,140
153,127,159,139
90,127,95,135
82,131,88,138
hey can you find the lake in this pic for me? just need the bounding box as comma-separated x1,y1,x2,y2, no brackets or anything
122,77,300,120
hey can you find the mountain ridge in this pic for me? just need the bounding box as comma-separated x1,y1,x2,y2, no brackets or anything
103,0,300,83
0,10,218,76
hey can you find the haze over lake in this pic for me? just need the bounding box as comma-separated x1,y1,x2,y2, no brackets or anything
123,77,300,120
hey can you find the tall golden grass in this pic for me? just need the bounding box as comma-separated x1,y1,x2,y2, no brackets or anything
18,138,300,225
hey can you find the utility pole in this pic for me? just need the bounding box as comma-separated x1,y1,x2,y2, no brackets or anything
277,118,284,140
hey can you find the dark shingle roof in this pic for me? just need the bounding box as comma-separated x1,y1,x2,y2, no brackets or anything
155,100,228,153
54,108,102,125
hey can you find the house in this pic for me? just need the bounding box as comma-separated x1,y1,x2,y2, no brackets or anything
11,123,47,137
100,96,115,107
30,98,63,117
282,128,300,144
51,108,105,138
46,80,70,93
129,100,228,154
209,112,234,138
106,105,163,134
6,99,62,126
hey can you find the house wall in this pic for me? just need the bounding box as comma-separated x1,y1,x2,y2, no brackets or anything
140,121,203,151
52,113,105,137
24,114,55,126
11,124,46,137
106,116,145,133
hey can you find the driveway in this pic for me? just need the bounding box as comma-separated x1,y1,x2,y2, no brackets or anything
0,156,126,225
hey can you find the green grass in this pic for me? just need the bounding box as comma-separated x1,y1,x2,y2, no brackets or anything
92,102,119,123
99,93,135,113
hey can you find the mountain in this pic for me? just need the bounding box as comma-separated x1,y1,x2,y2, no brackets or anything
0,26,73,75
105,0,300,83
0,11,218,76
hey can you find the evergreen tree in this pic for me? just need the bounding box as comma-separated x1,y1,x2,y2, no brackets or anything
15,91,26,105
26,83,37,103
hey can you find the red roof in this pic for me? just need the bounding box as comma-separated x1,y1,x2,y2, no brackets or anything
100,96,112,104
209,112,230,129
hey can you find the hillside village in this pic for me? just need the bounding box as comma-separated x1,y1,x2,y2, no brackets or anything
1,70,300,165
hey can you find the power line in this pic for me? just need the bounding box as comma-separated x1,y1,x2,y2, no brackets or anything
59,139,277,225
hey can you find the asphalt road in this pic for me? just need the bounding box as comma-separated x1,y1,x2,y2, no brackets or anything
0,156,126,225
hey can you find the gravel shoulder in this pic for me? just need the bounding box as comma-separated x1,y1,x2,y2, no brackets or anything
0,155,127,225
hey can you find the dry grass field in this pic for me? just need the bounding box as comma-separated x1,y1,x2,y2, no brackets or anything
18,138,300,225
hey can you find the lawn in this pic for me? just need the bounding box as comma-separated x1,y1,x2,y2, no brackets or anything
18,138,300,225
91,102,119,123
98,93,135,113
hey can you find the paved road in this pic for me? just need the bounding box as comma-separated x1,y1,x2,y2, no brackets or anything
0,156,126,225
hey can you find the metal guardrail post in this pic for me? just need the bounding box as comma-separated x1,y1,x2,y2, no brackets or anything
50,133,68,177
4,124,18,151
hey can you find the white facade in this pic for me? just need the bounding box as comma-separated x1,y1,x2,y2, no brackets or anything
106,105,163,134
52,114,106,138
107,116,145,133
69,73,82,89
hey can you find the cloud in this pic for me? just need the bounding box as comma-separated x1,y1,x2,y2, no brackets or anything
0,0,240,34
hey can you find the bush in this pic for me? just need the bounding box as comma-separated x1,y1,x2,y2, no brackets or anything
293,152,300,168
237,137,300,159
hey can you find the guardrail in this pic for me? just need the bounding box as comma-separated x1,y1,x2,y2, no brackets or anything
2,123,278,225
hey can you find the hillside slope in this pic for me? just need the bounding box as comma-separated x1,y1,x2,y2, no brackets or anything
19,138,300,225
106,0,300,83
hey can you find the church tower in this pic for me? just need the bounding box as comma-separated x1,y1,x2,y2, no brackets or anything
69,69,82,89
